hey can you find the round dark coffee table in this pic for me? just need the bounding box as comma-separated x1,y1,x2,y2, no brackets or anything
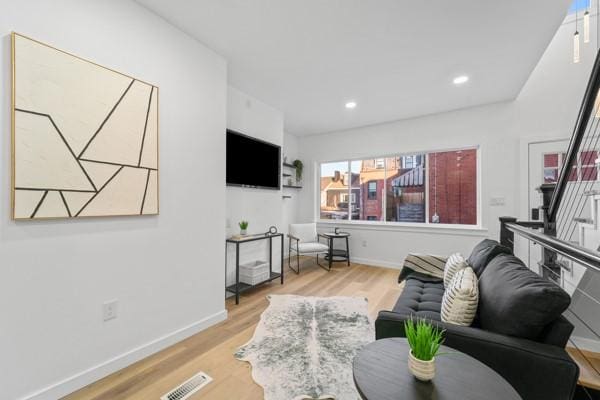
353,338,521,400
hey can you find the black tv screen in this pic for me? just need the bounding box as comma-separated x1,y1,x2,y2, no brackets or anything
226,130,281,189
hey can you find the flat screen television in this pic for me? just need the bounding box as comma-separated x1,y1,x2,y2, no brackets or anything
226,130,281,189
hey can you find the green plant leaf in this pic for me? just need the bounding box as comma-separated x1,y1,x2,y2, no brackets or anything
404,317,445,361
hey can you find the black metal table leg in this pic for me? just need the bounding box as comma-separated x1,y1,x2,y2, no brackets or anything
346,236,350,266
269,236,273,276
235,242,240,305
280,235,284,284
328,237,333,270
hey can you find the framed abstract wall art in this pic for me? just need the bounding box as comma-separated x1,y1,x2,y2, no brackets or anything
11,33,159,220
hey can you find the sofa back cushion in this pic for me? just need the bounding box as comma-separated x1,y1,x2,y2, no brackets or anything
478,254,571,341
467,239,512,277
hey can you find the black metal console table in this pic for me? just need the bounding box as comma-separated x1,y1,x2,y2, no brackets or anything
225,233,284,304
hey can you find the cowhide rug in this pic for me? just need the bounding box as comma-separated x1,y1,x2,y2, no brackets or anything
235,294,374,400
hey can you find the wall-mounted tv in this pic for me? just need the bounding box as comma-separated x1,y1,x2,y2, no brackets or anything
226,129,281,190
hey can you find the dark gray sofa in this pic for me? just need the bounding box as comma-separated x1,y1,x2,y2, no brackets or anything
375,239,579,400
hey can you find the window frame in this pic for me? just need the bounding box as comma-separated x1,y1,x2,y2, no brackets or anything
340,192,356,204
316,146,481,229
543,150,599,183
367,181,378,200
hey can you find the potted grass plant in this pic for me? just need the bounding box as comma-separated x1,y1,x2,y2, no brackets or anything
239,220,249,235
404,318,445,381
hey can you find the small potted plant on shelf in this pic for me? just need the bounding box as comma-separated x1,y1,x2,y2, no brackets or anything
239,220,249,236
292,159,303,184
404,318,445,382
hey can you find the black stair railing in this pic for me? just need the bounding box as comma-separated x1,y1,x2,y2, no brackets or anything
499,48,600,397
548,48,600,225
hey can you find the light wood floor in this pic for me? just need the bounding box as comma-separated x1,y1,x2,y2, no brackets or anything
63,259,403,400
567,347,600,390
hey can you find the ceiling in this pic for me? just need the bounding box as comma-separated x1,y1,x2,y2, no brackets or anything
136,0,571,136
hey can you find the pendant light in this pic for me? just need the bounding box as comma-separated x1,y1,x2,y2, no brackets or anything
575,31,581,63
575,2,581,63
584,6,590,43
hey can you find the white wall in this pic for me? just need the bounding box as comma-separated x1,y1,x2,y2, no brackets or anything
296,13,599,267
226,87,286,283
0,1,227,399
282,131,301,238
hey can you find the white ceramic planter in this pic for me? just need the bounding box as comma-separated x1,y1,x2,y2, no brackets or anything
408,350,436,381
240,229,247,235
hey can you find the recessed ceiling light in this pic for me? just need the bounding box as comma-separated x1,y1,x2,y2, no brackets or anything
453,75,469,85
345,101,357,109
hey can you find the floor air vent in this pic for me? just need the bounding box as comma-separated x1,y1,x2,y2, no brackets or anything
160,372,213,400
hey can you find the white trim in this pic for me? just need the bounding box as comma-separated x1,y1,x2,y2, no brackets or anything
570,335,600,353
317,220,488,236
351,256,405,269
18,310,228,400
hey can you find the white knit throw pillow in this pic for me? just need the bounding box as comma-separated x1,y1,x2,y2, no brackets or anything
441,266,479,326
443,253,468,288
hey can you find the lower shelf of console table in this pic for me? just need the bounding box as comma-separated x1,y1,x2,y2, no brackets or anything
225,233,284,304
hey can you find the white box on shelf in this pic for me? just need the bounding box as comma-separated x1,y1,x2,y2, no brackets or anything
239,260,270,285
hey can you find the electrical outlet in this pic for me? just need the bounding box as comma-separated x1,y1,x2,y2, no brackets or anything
362,240,367,247
103,300,118,321
490,197,506,206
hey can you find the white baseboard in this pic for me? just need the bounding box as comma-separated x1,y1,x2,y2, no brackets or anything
570,335,600,353
19,309,228,400
351,256,403,270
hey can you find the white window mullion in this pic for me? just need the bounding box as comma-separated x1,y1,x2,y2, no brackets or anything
425,153,430,224
348,160,352,221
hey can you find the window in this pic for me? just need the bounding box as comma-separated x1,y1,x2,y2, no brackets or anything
367,181,377,199
387,155,425,223
341,193,356,203
429,149,477,225
543,153,560,183
543,151,598,183
581,150,598,181
320,161,350,220
318,147,478,226
568,0,589,14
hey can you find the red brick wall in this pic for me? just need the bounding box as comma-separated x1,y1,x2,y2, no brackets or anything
428,149,477,225
360,179,384,220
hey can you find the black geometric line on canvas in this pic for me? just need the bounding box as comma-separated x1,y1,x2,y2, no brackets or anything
15,187,96,193
77,79,135,159
140,169,151,214
30,190,49,218
15,109,98,192
59,191,72,217
75,166,124,217
78,158,157,171
138,86,154,167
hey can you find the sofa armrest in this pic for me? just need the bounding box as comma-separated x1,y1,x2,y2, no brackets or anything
399,253,447,282
375,311,579,400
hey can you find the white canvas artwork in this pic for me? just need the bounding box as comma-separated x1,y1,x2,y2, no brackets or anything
11,33,159,219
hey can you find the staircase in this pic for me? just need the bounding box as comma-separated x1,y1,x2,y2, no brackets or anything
500,47,600,397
